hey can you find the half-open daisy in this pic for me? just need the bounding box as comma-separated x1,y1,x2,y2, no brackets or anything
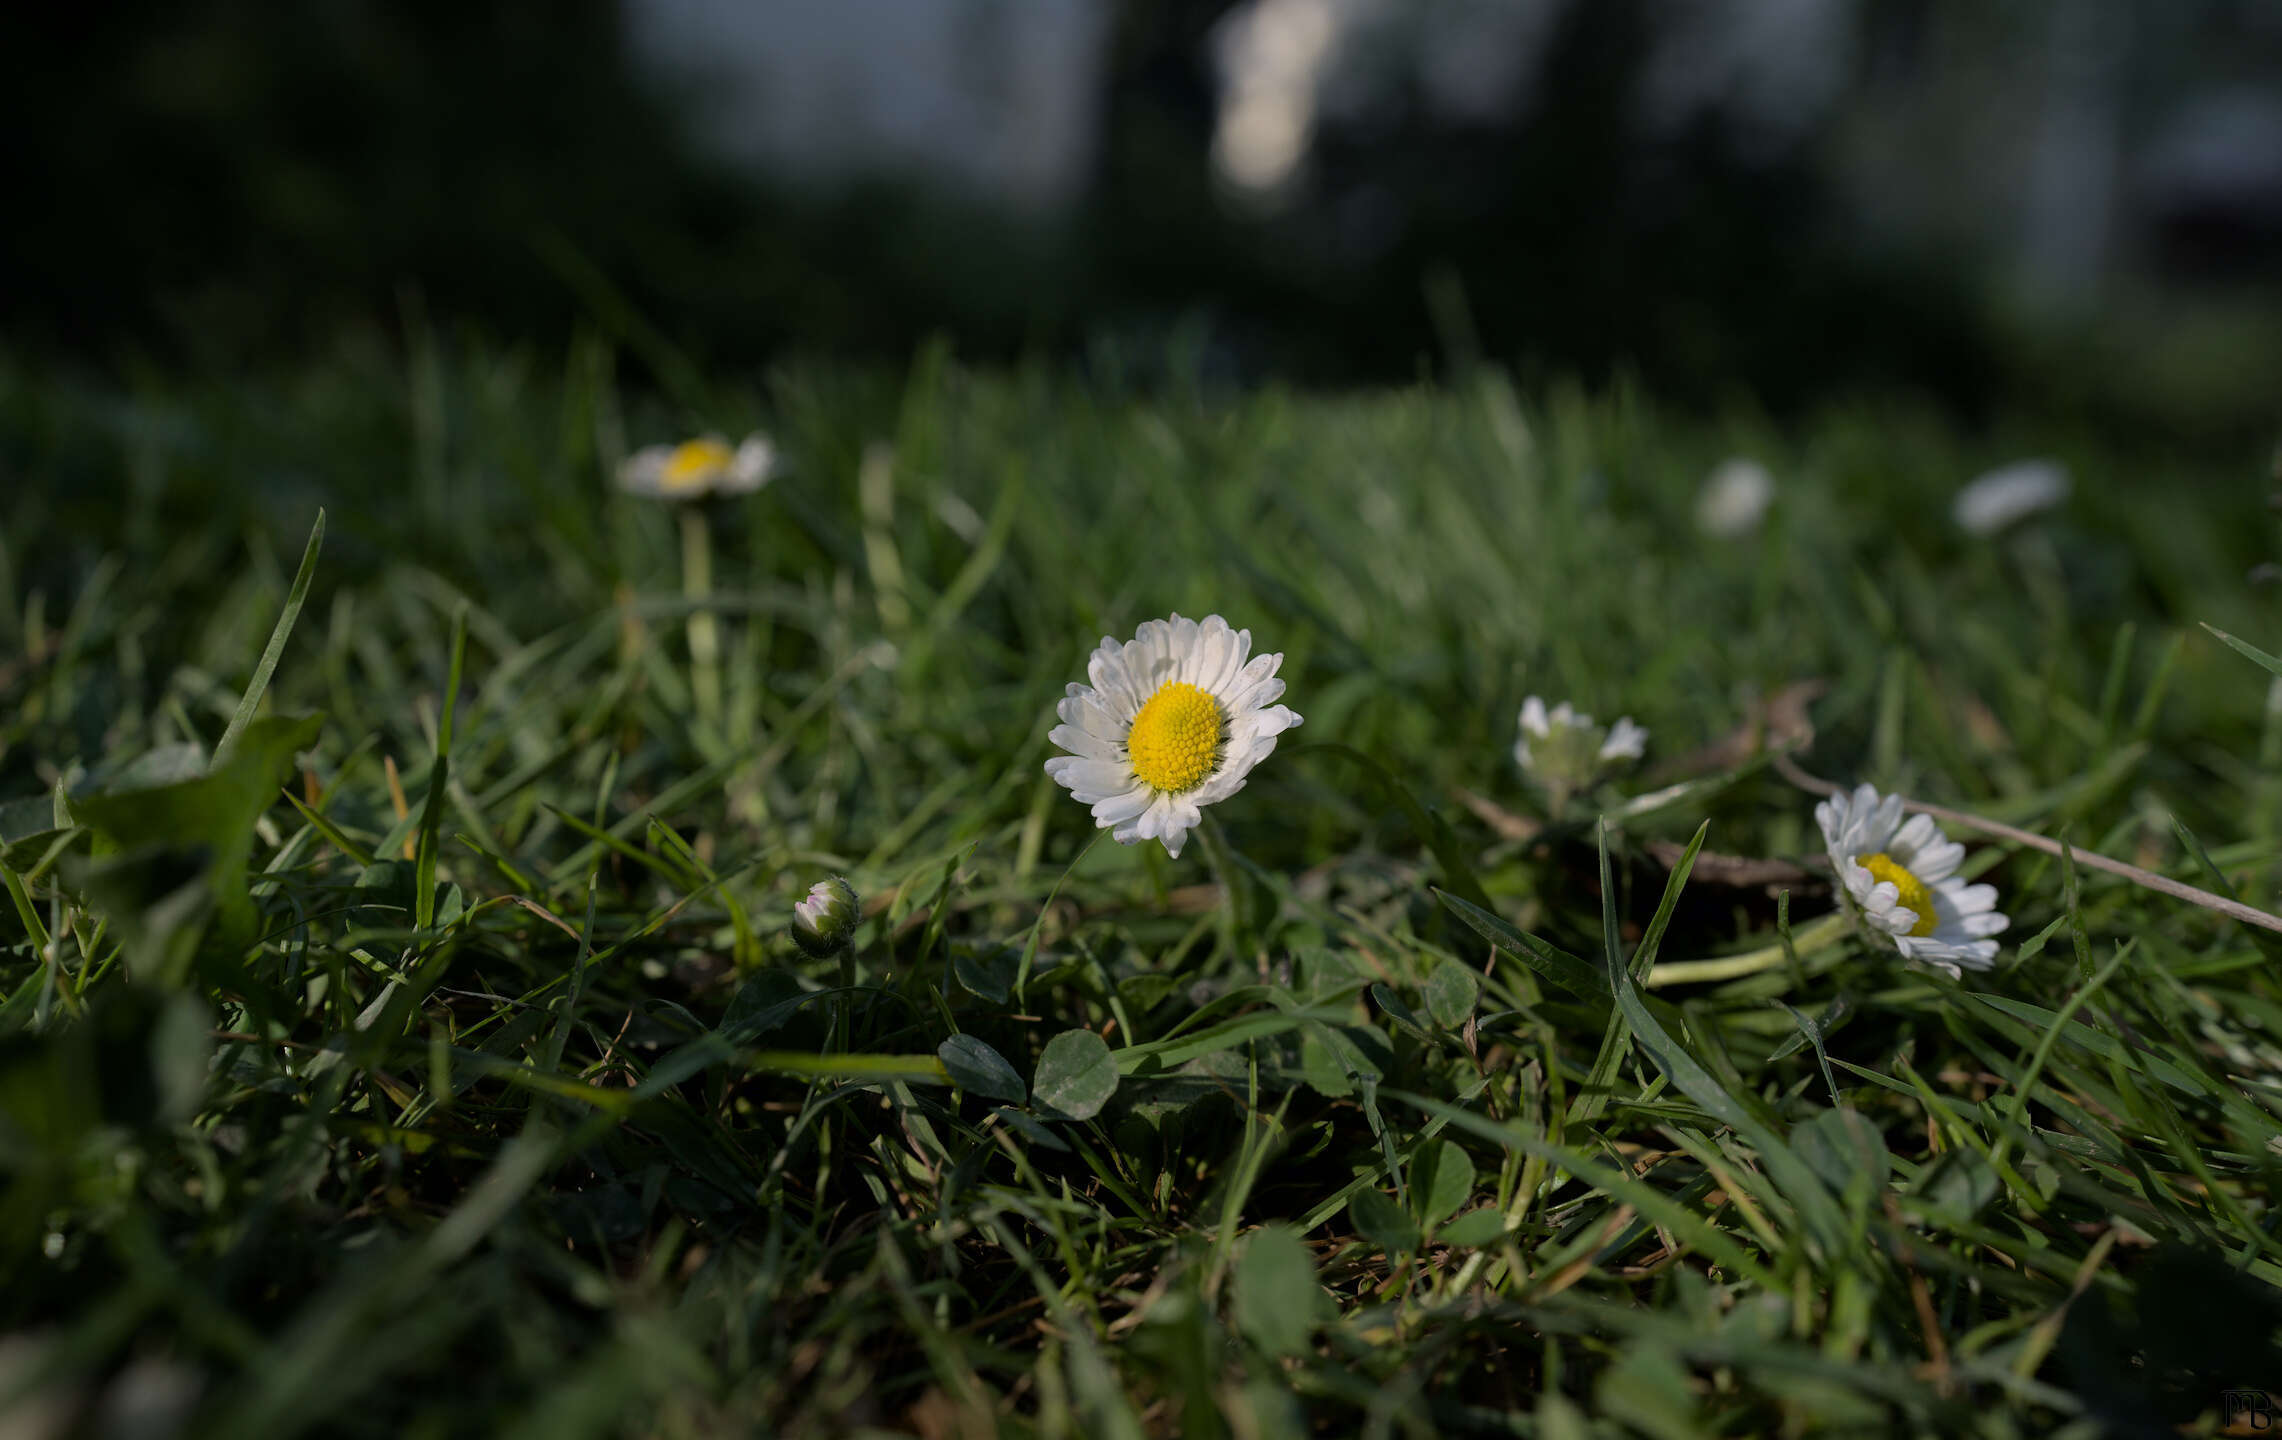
1044,614,1302,858
618,433,777,500
1514,697,1646,816
1515,698,1647,773
1815,782,2006,977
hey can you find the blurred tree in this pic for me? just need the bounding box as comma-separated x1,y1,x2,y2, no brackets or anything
0,0,2272,450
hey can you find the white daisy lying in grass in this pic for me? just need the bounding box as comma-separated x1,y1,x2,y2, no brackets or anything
618,433,777,500
1816,782,2006,977
1044,613,1301,858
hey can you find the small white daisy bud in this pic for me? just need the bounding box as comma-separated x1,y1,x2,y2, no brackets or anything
790,875,860,958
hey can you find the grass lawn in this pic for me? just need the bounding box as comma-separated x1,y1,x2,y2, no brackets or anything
4,338,2281,1437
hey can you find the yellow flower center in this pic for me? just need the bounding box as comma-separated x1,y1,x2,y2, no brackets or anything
661,438,733,491
1857,852,1937,936
1126,681,1225,793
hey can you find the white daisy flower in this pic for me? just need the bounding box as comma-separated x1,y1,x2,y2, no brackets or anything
1952,459,2068,536
1043,613,1302,859
1696,457,1774,538
1814,782,2006,978
618,433,777,500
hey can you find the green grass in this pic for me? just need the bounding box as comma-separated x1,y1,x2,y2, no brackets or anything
4,336,2282,1437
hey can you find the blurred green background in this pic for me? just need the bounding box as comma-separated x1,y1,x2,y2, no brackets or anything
6,0,2280,449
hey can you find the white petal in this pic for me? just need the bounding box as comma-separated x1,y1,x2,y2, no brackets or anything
1835,860,1878,906
1068,694,1130,744
722,434,777,492
1249,705,1302,738
1129,792,1178,848
1187,614,1236,693
1866,790,1905,848
617,446,676,495
1941,882,2001,916
1519,697,1549,739
1911,838,1965,883
1599,717,1648,762
1218,620,1257,688
1814,798,1844,847
1088,640,1142,715
1226,674,1286,716
1048,724,1124,761
1890,814,1940,859
1221,654,1287,712
1092,785,1155,825
1901,934,1998,971
1057,760,1135,800
1125,620,1178,693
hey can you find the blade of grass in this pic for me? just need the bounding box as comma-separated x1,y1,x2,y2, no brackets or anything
215,509,326,767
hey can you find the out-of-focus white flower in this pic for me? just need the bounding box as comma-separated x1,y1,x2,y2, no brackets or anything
1045,614,1302,859
1815,783,2006,978
94,1355,202,1440
1695,457,1775,538
618,433,777,500
1953,459,2069,536
0,1334,76,1440
1515,697,1646,814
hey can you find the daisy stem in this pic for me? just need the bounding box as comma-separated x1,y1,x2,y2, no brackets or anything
744,1051,952,1084
836,947,859,1049
1197,813,1249,958
1644,911,1851,988
680,503,723,739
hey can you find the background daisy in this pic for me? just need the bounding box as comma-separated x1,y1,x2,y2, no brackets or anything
618,433,777,500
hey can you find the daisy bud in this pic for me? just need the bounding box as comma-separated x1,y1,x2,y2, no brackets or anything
790,875,860,958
